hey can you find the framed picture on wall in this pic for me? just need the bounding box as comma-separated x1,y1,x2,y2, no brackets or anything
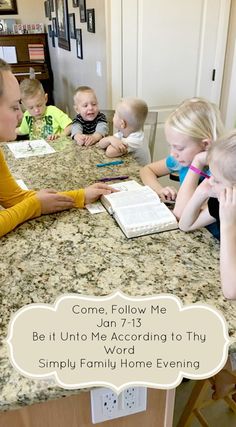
47,0,52,21
52,17,58,37
76,29,83,59
79,0,86,23
0,0,18,15
48,24,52,37
52,30,55,47
49,0,54,13
55,0,70,51
44,1,49,18
72,0,79,7
87,9,95,33
69,13,76,39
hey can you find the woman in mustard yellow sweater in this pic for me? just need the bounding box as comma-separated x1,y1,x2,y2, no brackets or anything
0,59,112,237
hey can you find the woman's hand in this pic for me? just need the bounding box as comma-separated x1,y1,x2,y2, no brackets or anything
36,189,75,214
84,183,116,204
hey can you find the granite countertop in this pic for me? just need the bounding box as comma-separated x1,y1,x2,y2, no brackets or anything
0,138,235,412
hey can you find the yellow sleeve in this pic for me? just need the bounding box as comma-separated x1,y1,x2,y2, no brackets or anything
0,149,41,237
60,189,85,208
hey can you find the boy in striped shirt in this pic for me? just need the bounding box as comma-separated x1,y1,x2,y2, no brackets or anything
72,86,108,146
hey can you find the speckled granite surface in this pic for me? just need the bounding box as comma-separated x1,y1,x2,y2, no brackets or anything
0,139,235,412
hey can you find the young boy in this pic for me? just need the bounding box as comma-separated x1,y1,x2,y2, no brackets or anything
98,97,150,166
16,79,72,140
72,86,108,146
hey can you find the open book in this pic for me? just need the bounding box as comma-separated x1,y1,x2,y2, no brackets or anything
101,181,178,238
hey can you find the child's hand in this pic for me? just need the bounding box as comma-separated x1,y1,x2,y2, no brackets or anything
84,183,116,204
84,133,102,146
47,134,59,141
159,186,177,202
98,136,110,149
219,186,236,226
192,151,208,169
74,133,86,146
36,189,75,214
110,137,127,154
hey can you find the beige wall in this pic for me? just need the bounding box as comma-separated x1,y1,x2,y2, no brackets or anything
0,0,46,23
46,0,108,118
0,0,108,119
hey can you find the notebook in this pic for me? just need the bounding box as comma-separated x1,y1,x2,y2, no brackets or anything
101,180,178,238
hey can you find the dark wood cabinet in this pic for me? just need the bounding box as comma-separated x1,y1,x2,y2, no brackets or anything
0,33,54,104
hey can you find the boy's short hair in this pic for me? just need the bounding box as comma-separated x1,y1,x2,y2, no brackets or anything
117,97,148,132
166,97,224,143
20,78,45,100
208,130,236,183
74,85,94,97
0,59,11,98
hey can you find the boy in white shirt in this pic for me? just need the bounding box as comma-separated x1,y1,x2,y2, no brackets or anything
98,97,151,165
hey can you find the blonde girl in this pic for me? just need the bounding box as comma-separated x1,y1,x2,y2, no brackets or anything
179,130,236,299
140,97,224,221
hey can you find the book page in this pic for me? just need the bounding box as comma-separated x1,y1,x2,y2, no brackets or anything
115,202,176,229
103,186,161,213
7,140,55,159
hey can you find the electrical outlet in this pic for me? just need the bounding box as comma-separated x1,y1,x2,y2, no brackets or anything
90,387,147,424
122,387,137,410
102,390,118,417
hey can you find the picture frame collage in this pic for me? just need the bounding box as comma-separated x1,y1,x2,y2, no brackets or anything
44,0,96,59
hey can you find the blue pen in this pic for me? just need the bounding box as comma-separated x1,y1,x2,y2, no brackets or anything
96,160,124,167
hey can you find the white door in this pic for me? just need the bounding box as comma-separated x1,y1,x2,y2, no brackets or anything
106,0,230,160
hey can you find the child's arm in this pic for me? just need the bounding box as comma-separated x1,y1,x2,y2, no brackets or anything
62,123,72,136
15,127,22,135
174,151,208,219
98,135,127,156
178,179,216,231
219,187,236,299
83,132,105,147
140,159,177,201
82,120,110,146
71,121,86,146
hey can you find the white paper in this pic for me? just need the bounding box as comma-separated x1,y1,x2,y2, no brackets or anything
3,46,17,64
85,202,106,214
7,140,55,159
16,179,28,190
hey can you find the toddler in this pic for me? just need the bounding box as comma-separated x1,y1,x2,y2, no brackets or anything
72,86,108,146
98,97,150,166
179,130,236,299
140,98,224,221
16,79,72,140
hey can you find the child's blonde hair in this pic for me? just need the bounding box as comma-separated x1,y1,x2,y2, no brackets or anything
208,130,236,183
117,97,148,132
166,97,224,142
73,85,95,99
20,78,45,100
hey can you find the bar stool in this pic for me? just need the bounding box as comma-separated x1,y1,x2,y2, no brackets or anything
176,377,236,427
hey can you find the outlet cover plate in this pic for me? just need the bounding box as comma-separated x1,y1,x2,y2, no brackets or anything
90,387,147,423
